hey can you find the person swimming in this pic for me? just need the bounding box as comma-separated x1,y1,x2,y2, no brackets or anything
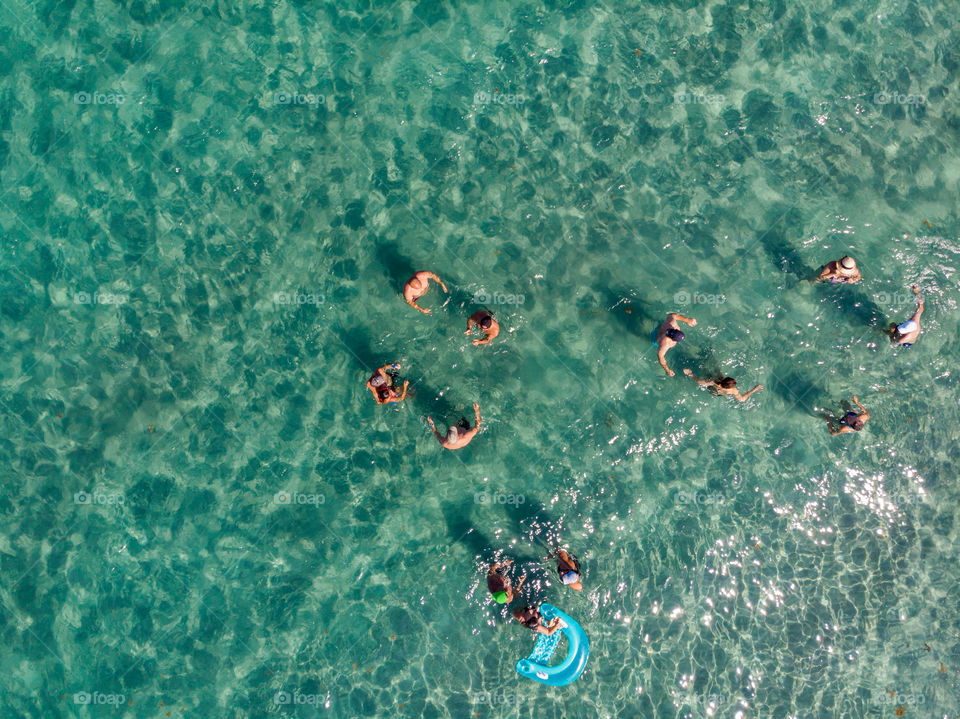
888,285,924,347
366,364,409,405
513,605,563,635
404,271,448,314
466,310,500,346
816,255,862,284
487,559,525,604
427,402,482,449
655,313,697,377
828,395,870,435
683,369,764,402
551,549,583,592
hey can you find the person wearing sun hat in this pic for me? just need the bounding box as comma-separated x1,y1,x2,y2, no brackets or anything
817,255,862,283
888,285,924,347
487,559,525,604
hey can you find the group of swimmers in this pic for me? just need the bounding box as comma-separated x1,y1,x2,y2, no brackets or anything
653,254,925,435
364,255,927,638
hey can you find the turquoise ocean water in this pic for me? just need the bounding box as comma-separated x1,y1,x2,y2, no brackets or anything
2,0,960,717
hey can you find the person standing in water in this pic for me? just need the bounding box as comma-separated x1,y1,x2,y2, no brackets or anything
487,559,525,605
888,285,924,347
548,549,583,591
816,255,862,284
366,364,409,405
826,395,870,435
465,310,500,345
404,271,448,314
683,369,764,402
427,402,481,449
655,313,697,377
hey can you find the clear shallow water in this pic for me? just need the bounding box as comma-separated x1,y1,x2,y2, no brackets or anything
1,0,960,717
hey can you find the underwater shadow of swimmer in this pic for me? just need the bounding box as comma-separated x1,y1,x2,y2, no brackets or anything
597,287,660,336
768,370,829,416
442,502,499,560
756,223,817,282
372,239,418,291
331,325,383,372
406,378,457,422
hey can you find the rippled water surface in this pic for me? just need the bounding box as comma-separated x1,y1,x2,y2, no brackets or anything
2,0,960,717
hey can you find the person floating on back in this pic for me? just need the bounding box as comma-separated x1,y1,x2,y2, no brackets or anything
655,313,697,377
427,402,481,449
487,559,525,605
683,369,764,402
404,271,448,314
466,310,500,346
513,605,564,635
549,549,583,591
827,395,870,435
816,255,861,284
888,285,924,347
366,364,409,405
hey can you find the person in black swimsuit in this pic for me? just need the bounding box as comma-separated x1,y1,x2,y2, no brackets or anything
827,395,870,435
513,605,563,635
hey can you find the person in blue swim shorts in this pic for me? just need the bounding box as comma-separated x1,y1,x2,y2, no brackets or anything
888,285,924,348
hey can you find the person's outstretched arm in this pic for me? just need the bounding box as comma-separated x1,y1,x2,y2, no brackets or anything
426,417,445,443
682,368,711,386
674,314,697,326
426,272,448,291
658,348,674,377
472,402,481,429
911,285,924,321
407,296,430,314
736,385,764,402
852,396,869,421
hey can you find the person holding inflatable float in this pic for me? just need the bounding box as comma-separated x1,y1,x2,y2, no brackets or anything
888,285,924,348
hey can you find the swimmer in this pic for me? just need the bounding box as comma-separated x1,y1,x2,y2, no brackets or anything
816,255,862,284
427,402,481,449
888,285,924,347
487,559,525,604
366,364,409,405
513,605,564,636
683,369,764,402
548,549,583,592
827,395,870,435
404,271,448,314
655,313,697,377
465,310,500,346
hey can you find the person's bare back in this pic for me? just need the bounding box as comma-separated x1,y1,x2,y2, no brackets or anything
466,310,500,345
427,403,481,449
404,271,448,314
655,313,696,377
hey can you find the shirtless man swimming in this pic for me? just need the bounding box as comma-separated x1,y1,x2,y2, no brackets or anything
404,271,448,314
817,255,862,284
427,402,481,449
888,285,924,347
655,313,697,377
465,310,499,345
683,369,764,402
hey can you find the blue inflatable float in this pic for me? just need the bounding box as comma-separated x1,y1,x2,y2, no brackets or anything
515,603,589,686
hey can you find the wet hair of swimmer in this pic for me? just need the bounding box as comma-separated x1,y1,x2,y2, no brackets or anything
718,377,737,389
445,427,459,443
377,387,392,400
480,316,493,330
840,256,856,270
665,328,685,342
